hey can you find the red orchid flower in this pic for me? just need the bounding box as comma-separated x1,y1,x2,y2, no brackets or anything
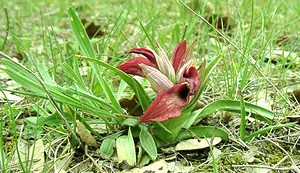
118,40,202,123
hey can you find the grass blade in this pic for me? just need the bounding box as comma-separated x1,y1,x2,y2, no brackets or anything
178,0,293,108
68,7,122,113
240,97,246,140
0,51,81,146
244,123,295,141
138,20,158,53
68,8,95,58
186,53,223,111
77,56,151,111
176,126,229,142
1,8,9,51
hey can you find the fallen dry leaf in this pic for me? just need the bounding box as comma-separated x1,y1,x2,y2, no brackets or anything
76,120,98,147
0,91,22,102
30,139,45,173
276,34,290,46
11,139,45,173
256,91,272,110
119,95,143,116
124,159,169,173
207,147,222,161
175,137,222,151
292,89,300,103
81,18,104,38
262,48,298,68
206,14,233,31
287,115,300,123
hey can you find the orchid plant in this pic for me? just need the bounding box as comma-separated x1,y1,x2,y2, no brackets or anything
0,8,290,168
118,40,203,124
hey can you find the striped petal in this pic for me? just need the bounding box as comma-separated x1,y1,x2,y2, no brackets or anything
155,42,176,82
140,64,173,93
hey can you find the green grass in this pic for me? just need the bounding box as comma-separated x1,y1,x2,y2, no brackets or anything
1,0,300,172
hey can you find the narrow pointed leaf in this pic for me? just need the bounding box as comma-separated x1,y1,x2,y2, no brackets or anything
244,123,295,141
68,7,122,113
68,8,95,58
240,97,246,140
195,100,275,125
153,122,174,143
176,126,229,142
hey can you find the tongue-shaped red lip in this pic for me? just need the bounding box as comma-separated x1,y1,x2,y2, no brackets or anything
140,83,190,123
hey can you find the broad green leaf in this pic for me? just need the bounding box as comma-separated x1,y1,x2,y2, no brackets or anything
100,138,115,159
161,111,192,142
153,122,173,143
116,128,136,166
176,126,229,142
139,126,157,160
